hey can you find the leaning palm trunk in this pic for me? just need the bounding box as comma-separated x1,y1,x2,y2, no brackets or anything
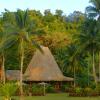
1,54,5,84
92,50,97,86
20,38,24,99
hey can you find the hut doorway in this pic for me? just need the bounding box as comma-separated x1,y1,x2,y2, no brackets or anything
54,82,61,92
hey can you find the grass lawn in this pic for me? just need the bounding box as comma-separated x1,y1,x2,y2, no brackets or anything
0,93,99,100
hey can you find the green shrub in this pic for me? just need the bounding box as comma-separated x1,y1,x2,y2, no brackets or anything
95,84,100,93
0,82,18,100
84,87,92,92
90,82,96,89
61,85,69,92
31,84,43,95
83,87,93,96
97,84,100,93
23,84,30,95
46,85,56,93
74,87,82,94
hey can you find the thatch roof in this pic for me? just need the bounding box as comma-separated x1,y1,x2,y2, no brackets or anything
24,46,73,82
6,70,20,81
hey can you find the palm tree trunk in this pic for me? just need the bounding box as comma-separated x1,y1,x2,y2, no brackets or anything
74,66,76,88
99,52,100,81
1,54,5,84
20,38,24,99
87,53,90,87
88,62,90,86
92,50,97,86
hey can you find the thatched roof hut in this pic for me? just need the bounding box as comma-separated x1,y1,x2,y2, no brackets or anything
24,46,73,82
6,70,20,81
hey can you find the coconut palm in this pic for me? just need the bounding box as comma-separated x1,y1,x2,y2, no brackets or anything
0,32,6,84
64,43,85,87
86,0,100,83
0,32,15,84
86,0,100,20
79,19,100,85
14,9,41,96
0,19,16,84
4,9,42,98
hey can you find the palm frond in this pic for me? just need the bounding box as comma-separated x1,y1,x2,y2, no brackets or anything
23,9,29,27
86,0,100,18
15,9,24,29
0,35,18,52
90,0,100,9
86,6,97,13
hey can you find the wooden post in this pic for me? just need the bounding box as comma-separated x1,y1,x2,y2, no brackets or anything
43,83,46,96
29,82,32,96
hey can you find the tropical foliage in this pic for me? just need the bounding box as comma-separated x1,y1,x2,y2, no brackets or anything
0,0,100,93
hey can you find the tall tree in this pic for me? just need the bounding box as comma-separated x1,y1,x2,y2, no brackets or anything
7,9,41,98
79,19,100,85
0,18,15,84
0,32,15,84
86,0,100,20
64,44,84,87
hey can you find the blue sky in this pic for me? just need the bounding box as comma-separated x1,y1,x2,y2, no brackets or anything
0,0,90,15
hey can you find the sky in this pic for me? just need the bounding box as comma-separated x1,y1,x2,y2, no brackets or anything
0,0,90,15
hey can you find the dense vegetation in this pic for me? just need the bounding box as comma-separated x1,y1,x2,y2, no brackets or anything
0,0,100,90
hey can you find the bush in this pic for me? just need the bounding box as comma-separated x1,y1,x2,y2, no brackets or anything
46,85,56,93
61,85,69,92
23,84,30,96
74,87,82,94
0,82,18,100
97,84,100,92
90,82,96,89
31,84,43,95
83,87,93,96
94,84,100,95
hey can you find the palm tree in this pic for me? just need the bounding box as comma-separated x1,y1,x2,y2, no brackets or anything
79,19,100,85
14,9,30,96
65,44,84,87
86,0,100,83
0,32,6,84
0,19,15,84
86,0,100,20
99,51,100,81
0,9,41,99
0,32,15,84
11,9,41,98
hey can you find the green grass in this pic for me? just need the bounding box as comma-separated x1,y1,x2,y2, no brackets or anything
0,93,99,100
